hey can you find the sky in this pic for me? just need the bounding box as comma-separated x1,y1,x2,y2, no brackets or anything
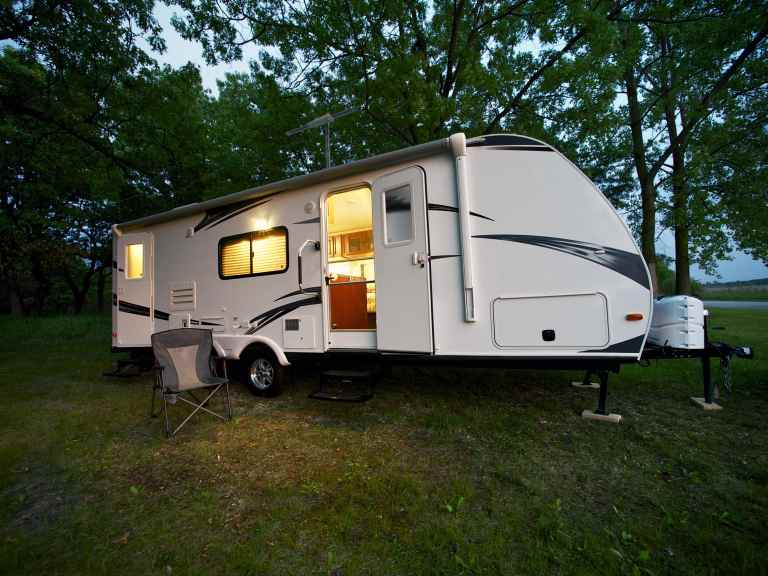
151,5,767,283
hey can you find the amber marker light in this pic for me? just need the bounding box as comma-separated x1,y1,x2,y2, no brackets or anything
625,313,644,321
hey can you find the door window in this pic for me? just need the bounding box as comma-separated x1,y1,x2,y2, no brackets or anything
384,185,413,245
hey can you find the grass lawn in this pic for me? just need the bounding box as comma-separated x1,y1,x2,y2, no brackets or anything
0,310,766,575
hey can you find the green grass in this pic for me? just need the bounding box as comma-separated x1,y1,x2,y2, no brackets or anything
0,310,766,575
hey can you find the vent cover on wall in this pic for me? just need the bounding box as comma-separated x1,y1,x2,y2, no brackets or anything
169,281,196,311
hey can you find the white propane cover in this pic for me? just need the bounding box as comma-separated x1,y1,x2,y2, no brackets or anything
647,295,706,349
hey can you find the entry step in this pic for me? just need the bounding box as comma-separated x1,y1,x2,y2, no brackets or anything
311,368,376,402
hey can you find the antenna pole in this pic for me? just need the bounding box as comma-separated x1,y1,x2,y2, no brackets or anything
286,106,361,170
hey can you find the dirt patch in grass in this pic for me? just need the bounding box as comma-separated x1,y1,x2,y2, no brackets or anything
2,462,80,534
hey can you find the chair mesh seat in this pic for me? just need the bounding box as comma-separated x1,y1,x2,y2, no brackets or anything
150,328,232,437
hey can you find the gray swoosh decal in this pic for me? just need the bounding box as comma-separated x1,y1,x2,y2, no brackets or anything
474,234,650,289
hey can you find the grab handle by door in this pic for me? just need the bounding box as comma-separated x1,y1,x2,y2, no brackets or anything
298,239,320,292
411,251,427,268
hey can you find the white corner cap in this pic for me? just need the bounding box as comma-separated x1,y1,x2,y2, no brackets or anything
449,133,467,157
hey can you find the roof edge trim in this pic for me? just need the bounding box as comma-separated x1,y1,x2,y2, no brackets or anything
117,136,452,231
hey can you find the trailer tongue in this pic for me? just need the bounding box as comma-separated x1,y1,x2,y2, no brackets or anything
579,296,754,421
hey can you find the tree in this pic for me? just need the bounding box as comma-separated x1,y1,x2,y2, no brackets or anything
169,0,638,150
575,1,768,293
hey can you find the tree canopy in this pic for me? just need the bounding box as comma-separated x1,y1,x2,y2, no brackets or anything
1,0,766,313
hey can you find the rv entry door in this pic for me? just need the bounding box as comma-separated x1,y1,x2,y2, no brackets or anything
373,166,433,353
116,232,153,347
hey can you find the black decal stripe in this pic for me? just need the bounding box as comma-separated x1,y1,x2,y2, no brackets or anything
470,211,495,222
194,193,279,232
249,295,321,325
468,135,545,147
118,301,170,321
485,145,553,152
474,234,650,289
198,198,264,231
294,216,320,225
428,203,456,213
119,301,149,317
154,309,170,321
428,203,495,222
199,199,269,231
274,287,321,301
202,198,274,230
582,335,645,354
187,319,223,327
246,295,322,333
430,254,460,260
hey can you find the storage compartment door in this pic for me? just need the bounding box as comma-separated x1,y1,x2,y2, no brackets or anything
372,166,432,353
116,232,153,346
493,293,609,348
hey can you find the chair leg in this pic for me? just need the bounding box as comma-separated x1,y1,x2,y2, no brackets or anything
150,383,158,418
225,380,232,421
162,392,172,438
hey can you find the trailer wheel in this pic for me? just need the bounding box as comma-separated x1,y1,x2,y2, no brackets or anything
240,349,285,397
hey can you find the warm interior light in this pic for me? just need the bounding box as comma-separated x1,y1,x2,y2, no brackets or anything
327,187,372,234
253,217,271,231
220,238,251,277
626,313,644,321
252,232,287,273
126,244,144,279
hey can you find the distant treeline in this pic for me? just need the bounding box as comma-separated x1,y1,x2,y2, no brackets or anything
701,278,768,289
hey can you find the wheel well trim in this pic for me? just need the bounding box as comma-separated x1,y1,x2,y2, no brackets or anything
213,335,290,366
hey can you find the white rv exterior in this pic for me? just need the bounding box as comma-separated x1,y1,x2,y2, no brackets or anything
112,133,653,388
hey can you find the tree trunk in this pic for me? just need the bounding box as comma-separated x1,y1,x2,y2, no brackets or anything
625,65,659,293
10,285,27,316
666,117,692,295
96,266,107,313
660,35,692,295
63,264,96,315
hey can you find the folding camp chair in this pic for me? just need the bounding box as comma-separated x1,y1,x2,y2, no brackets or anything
150,328,232,438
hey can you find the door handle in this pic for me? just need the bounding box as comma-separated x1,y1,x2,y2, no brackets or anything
298,239,320,292
411,251,427,268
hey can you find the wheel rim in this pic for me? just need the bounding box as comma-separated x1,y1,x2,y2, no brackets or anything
249,358,274,390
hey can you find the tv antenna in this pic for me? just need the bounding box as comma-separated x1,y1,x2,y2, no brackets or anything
286,106,360,169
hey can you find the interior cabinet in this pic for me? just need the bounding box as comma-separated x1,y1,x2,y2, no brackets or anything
328,230,373,261
330,281,369,329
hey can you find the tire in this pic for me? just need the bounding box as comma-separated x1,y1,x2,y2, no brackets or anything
240,348,285,397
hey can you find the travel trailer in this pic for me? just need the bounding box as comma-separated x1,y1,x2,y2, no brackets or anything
112,133,653,397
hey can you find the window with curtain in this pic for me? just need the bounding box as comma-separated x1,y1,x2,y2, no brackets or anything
219,228,288,279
